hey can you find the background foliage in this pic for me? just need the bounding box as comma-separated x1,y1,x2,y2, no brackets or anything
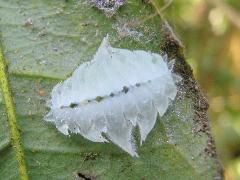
160,0,240,179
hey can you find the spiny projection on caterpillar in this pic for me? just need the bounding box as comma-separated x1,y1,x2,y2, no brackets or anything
44,35,181,157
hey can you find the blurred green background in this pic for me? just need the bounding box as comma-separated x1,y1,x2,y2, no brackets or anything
159,0,240,179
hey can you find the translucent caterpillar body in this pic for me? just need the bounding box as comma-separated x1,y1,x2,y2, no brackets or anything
44,36,181,157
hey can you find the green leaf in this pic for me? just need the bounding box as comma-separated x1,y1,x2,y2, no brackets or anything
0,0,222,179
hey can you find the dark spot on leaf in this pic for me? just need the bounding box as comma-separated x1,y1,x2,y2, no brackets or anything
84,152,99,161
24,18,33,27
38,28,47,37
81,22,90,26
77,173,91,180
77,172,96,180
141,0,149,4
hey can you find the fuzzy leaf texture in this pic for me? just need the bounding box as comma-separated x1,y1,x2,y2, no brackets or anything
0,0,222,179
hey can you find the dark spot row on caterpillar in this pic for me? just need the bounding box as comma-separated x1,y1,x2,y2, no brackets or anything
95,96,104,102
122,86,129,93
62,80,150,109
69,103,78,108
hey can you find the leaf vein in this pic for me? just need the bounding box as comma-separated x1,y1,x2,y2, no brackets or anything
0,45,28,180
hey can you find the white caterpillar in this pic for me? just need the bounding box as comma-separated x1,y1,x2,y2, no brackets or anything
44,36,181,157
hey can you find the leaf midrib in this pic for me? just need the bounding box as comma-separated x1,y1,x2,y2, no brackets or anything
0,46,28,180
